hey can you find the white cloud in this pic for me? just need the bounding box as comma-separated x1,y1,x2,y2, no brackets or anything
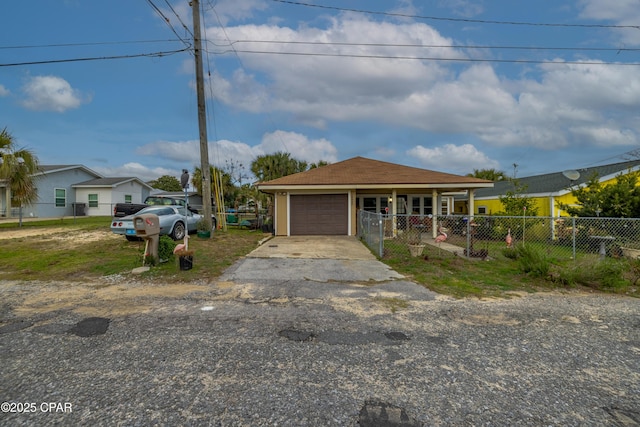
0,84,9,97
92,162,178,183
21,75,87,112
438,0,484,18
579,0,640,46
204,0,268,26
407,143,499,174
134,130,338,180
202,12,640,158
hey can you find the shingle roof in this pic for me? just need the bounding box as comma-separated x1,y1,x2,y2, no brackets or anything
475,159,640,198
258,157,493,188
73,177,152,189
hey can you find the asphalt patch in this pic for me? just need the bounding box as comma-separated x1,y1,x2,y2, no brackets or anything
69,317,110,337
0,320,33,334
278,329,315,342
279,329,411,346
358,399,420,427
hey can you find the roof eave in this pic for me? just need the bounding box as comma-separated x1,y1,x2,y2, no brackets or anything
258,183,494,192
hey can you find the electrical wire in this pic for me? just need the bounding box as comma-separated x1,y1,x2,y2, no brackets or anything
0,39,186,50
218,39,640,54
0,47,190,67
210,49,640,66
162,0,194,38
270,0,640,30
145,0,192,48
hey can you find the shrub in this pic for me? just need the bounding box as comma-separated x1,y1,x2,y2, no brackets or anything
556,257,628,290
158,235,177,261
508,244,550,277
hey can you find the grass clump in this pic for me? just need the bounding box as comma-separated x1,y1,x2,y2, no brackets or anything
555,257,628,290
508,244,551,278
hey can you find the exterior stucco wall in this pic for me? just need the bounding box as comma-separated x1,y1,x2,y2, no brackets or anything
274,192,288,236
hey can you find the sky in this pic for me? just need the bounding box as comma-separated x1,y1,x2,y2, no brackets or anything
2,0,640,183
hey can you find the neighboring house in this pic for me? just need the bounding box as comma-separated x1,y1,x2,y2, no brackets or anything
0,165,153,219
73,177,154,217
472,159,640,217
257,157,494,236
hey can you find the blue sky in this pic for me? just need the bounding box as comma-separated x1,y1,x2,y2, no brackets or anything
2,0,640,182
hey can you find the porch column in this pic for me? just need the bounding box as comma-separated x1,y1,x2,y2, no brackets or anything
468,189,475,218
431,189,438,238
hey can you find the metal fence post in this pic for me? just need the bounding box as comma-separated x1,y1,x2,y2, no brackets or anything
572,217,576,260
379,213,384,258
466,217,471,258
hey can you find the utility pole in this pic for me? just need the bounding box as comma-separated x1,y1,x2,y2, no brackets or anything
191,0,213,234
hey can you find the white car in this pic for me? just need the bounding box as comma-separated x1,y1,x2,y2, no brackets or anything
110,205,202,241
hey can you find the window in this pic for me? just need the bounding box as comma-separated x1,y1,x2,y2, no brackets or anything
363,197,377,212
124,195,132,203
88,194,98,208
478,206,487,214
55,189,66,208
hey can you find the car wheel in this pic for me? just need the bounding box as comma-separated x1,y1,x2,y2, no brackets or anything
172,221,186,240
125,235,141,242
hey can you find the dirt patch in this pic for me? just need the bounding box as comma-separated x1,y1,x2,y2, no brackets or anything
1,279,218,319
0,227,119,247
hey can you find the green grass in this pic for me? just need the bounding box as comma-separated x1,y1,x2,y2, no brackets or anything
0,218,637,299
0,217,267,282
382,241,638,299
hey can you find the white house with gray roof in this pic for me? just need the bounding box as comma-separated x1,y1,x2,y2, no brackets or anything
1,165,152,219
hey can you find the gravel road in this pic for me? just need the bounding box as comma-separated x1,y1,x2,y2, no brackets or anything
1,257,639,426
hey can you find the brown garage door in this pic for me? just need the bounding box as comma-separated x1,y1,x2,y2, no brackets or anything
290,194,348,235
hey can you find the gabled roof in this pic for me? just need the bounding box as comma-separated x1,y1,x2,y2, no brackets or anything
73,177,153,190
258,157,493,190
475,159,640,199
37,164,102,178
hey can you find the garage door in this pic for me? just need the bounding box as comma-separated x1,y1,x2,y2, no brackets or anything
290,194,348,235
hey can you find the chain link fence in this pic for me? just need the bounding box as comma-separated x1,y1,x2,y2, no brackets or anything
358,210,640,262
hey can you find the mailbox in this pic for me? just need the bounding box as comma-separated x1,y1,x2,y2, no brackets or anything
134,214,160,237
133,213,160,263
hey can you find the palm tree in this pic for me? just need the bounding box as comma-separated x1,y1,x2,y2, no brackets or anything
0,128,40,225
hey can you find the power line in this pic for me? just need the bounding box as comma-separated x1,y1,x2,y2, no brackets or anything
218,39,640,54
162,0,194,38
0,39,186,50
270,0,640,30
0,47,190,67
145,0,192,48
210,49,640,66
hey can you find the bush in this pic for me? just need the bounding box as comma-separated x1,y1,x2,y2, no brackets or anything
158,235,177,261
555,257,628,290
506,244,550,277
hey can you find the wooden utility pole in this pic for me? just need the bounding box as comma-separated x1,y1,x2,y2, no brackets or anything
192,0,213,233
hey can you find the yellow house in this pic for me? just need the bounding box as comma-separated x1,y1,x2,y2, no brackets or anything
472,160,640,216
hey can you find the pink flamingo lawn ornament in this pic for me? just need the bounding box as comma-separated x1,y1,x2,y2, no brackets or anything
435,225,448,243
173,234,189,254
434,224,448,255
506,228,513,248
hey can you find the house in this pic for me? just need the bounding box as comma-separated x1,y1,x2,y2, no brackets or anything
0,165,153,219
472,159,640,217
256,157,494,236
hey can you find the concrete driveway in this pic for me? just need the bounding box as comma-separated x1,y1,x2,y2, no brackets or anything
248,236,377,260
224,236,405,284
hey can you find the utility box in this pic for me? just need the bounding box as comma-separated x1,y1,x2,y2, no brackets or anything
134,214,160,237
72,203,87,216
